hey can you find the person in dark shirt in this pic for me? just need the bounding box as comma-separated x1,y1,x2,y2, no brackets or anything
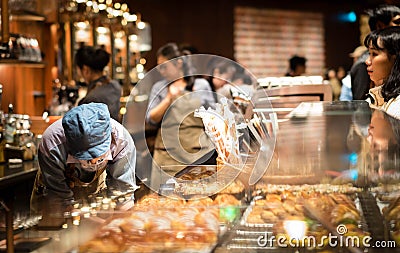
75,45,122,121
350,4,400,100
285,55,307,77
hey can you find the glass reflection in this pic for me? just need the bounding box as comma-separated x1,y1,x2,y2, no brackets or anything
367,109,400,179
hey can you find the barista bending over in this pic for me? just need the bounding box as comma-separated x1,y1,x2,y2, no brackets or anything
32,103,137,207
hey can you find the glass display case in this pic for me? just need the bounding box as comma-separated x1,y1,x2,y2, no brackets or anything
214,101,400,253
11,100,400,252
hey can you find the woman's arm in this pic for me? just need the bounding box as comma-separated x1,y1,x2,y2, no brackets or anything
148,93,173,124
146,80,169,125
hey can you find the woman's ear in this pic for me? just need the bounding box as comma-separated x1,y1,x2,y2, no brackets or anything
82,65,91,75
376,20,386,30
78,65,92,83
81,65,94,81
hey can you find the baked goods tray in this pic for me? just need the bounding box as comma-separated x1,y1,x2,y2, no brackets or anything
71,214,220,253
304,191,400,253
75,243,216,253
368,187,400,252
215,192,372,253
162,164,248,201
73,192,246,253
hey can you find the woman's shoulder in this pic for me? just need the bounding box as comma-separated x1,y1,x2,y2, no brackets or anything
109,79,122,90
153,79,169,87
193,78,211,90
384,96,400,119
366,86,385,106
150,79,169,93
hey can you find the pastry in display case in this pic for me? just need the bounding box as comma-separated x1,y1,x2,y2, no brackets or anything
224,185,370,251
383,197,400,246
77,193,245,253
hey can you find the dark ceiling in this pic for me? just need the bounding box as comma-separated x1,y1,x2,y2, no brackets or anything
125,0,400,72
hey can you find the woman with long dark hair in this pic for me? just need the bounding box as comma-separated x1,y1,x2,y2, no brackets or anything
365,26,400,119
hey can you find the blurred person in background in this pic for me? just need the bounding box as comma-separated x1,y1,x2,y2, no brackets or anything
146,43,215,185
340,46,368,101
232,71,253,86
285,55,307,77
206,61,254,116
206,60,237,101
337,66,346,81
351,4,400,100
231,70,255,98
75,45,122,121
324,67,342,101
365,26,400,119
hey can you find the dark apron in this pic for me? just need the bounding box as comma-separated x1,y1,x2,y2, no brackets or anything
152,92,214,177
64,163,108,199
31,164,107,212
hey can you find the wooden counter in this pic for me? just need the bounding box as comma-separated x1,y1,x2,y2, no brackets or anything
0,161,38,253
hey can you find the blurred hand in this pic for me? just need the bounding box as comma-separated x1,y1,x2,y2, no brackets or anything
169,85,182,99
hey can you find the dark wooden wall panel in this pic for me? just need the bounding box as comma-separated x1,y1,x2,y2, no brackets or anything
126,0,393,76
234,7,325,77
